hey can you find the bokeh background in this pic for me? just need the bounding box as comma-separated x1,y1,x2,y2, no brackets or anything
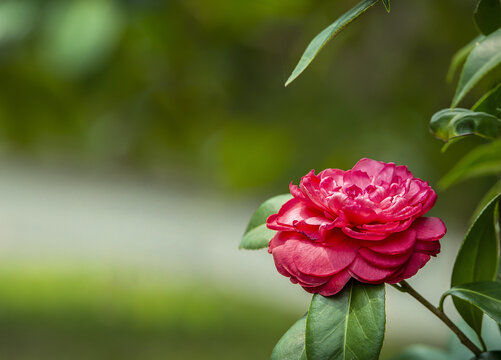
0,0,497,358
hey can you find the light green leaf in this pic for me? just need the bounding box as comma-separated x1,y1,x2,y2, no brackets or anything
453,28,501,107
285,0,379,87
305,282,385,360
473,83,501,117
447,36,485,83
429,108,501,143
442,282,501,325
450,195,501,339
391,345,449,360
382,0,390,13
474,0,501,35
439,140,501,189
239,194,292,250
271,314,307,360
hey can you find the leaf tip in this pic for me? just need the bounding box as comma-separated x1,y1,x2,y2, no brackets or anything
285,74,297,87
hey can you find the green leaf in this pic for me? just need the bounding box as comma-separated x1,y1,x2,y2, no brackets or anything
382,0,390,13
453,28,501,107
271,314,307,360
450,195,501,339
473,83,501,117
391,345,449,360
305,282,385,360
240,194,292,250
474,0,501,35
429,108,501,143
474,351,501,360
447,36,485,83
439,140,501,189
285,0,379,87
443,282,501,325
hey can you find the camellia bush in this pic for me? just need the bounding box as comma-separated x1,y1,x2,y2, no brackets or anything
240,0,501,359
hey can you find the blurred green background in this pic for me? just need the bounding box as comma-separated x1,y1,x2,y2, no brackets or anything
0,0,497,358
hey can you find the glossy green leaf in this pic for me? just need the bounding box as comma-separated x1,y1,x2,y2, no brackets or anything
439,140,501,189
453,28,501,107
450,195,501,339
473,83,501,117
271,314,307,360
305,282,385,360
429,108,501,143
474,0,501,35
285,0,378,87
382,0,390,13
447,36,484,83
391,345,449,360
240,194,292,250
474,351,501,360
443,282,501,325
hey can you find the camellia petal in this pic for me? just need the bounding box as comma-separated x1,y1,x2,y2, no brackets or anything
365,229,416,255
293,237,357,276
385,253,431,283
412,217,446,241
349,256,396,282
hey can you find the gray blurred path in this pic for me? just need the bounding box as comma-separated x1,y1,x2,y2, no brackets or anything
0,160,466,352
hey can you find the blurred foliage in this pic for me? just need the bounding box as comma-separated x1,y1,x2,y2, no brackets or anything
0,267,299,359
0,0,495,214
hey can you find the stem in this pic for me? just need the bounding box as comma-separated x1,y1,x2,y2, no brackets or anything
398,280,482,357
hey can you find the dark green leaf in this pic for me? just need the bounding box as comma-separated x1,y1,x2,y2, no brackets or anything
443,282,501,325
450,195,501,339
473,83,501,117
439,140,501,189
453,28,501,107
447,36,485,83
473,351,501,360
271,315,307,360
391,345,449,360
285,0,378,87
474,0,501,35
429,108,501,143
382,0,390,13
240,194,292,250
305,282,385,360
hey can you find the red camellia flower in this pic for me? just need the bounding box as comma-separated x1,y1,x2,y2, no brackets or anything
267,158,446,296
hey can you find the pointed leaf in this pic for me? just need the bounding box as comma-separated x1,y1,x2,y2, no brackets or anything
474,0,501,35
453,28,501,107
473,83,501,117
443,282,501,325
306,282,385,360
382,0,390,13
439,140,501,189
240,194,292,250
451,195,501,338
447,36,485,83
285,0,378,86
271,314,307,360
429,108,501,143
